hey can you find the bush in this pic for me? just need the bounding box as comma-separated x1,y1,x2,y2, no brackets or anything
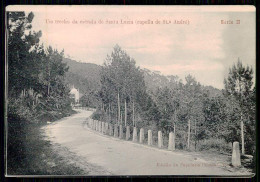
7,95,75,174
91,109,103,121
197,138,232,154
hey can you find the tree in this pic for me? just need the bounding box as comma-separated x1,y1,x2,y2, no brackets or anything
203,95,226,138
41,47,70,110
7,12,73,174
154,87,176,133
182,75,205,150
100,45,146,126
7,12,43,97
7,11,72,122
224,59,255,154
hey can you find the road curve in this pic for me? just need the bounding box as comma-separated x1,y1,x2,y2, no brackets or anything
42,109,246,176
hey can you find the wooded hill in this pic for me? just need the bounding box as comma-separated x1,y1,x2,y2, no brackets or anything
64,57,222,103
63,58,101,99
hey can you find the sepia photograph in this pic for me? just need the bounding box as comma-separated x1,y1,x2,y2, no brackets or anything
5,5,256,176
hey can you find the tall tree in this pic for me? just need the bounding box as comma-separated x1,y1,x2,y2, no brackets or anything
7,11,72,122
224,59,254,154
7,12,43,97
100,45,146,126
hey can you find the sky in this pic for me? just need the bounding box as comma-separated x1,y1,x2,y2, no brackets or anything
7,6,256,89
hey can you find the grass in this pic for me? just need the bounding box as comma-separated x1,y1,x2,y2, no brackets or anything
6,122,85,175
196,138,232,154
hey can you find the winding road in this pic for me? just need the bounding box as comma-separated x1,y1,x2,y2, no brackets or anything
42,109,249,176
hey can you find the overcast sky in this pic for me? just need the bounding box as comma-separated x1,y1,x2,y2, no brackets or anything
7,6,256,89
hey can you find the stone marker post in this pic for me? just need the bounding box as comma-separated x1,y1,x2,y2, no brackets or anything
168,132,175,151
114,124,119,138
148,130,153,146
119,125,123,139
126,126,130,140
90,119,92,129
88,119,91,128
158,131,163,148
87,119,90,128
95,120,98,131
105,122,109,134
99,121,102,132
139,128,144,144
133,127,138,142
102,122,105,134
103,122,107,134
109,124,113,136
232,141,241,167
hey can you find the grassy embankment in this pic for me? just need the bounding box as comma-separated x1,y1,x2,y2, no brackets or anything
6,109,88,175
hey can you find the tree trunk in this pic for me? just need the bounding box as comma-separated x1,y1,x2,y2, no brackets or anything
195,120,197,151
108,103,110,121
174,122,176,135
101,102,104,111
125,99,127,126
238,78,245,155
187,119,190,149
133,101,135,127
47,83,50,96
120,112,123,125
47,65,50,96
241,118,245,155
118,92,120,125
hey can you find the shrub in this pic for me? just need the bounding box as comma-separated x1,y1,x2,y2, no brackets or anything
91,109,103,121
197,138,232,154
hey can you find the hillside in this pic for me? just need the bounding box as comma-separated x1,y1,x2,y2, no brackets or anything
63,58,222,98
142,68,180,92
63,58,102,94
142,68,222,97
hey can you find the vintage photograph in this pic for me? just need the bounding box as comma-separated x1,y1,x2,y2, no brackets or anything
5,6,256,176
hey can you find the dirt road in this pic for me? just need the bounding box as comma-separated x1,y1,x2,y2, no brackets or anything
42,109,249,176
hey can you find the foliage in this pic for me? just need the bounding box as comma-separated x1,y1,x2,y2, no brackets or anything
95,47,255,156
99,45,147,126
8,12,43,97
7,11,72,123
223,60,255,154
63,58,102,107
197,138,232,154
7,11,73,173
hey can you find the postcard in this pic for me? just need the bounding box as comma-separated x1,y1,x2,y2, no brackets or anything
5,5,256,176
